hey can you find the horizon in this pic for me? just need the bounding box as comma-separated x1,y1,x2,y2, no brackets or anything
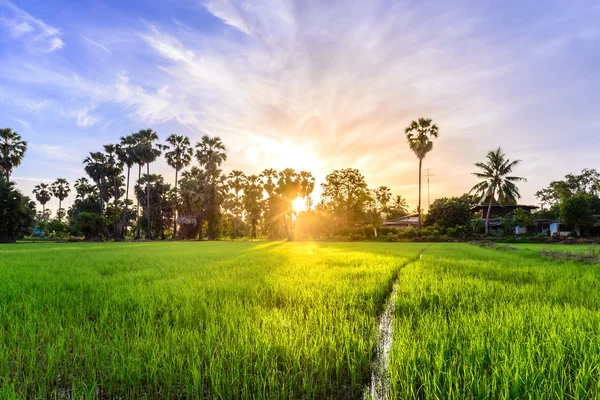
2,0,599,211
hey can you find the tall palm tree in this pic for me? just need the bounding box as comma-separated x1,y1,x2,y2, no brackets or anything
405,117,439,235
162,134,193,238
136,129,162,239
299,171,315,210
195,135,227,240
103,144,123,236
83,152,108,216
33,183,52,216
470,147,526,234
260,169,278,196
243,174,263,239
50,178,70,221
117,135,138,237
228,170,246,238
277,168,300,240
0,128,27,182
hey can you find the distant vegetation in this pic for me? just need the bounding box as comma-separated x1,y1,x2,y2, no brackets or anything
3,119,600,243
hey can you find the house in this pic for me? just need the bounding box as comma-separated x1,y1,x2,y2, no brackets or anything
382,214,419,231
471,203,537,219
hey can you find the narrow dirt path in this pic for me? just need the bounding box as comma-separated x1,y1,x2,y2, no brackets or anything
365,252,424,400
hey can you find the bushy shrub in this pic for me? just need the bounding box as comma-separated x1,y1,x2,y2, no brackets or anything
404,226,418,239
74,212,107,240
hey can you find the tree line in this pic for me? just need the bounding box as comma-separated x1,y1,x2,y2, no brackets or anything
2,119,543,243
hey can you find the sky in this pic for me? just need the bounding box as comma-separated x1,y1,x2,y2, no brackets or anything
1,0,599,212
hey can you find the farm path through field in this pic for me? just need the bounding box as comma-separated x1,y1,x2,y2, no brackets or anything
367,249,428,400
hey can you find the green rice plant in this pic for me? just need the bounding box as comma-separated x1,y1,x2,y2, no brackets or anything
389,244,600,399
0,241,425,398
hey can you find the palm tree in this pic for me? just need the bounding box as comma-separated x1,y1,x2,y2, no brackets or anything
405,118,439,235
390,195,409,218
0,128,27,182
117,135,138,237
299,171,315,210
260,169,278,196
243,174,263,239
195,135,227,240
33,183,52,216
277,168,300,240
136,129,162,239
83,152,108,216
162,134,193,238
470,147,526,234
103,144,123,236
228,170,246,238
50,178,70,221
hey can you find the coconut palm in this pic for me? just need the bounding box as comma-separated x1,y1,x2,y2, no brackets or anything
195,135,227,240
0,128,27,182
299,171,315,210
135,129,162,239
390,195,409,218
33,183,52,216
50,178,70,221
405,118,439,235
162,134,193,238
470,147,526,234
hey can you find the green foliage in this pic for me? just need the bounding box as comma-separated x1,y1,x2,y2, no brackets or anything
425,197,472,228
0,177,35,242
404,226,418,239
74,212,108,240
560,193,597,231
320,168,370,229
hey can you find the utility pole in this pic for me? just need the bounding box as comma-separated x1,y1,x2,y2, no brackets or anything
425,168,433,210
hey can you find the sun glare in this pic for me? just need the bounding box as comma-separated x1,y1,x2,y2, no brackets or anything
292,197,306,212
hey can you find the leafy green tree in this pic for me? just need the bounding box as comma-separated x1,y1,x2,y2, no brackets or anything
320,168,370,231
33,183,52,216
103,144,124,237
195,135,227,240
243,174,263,239
0,177,35,242
364,186,391,237
470,147,526,234
424,197,472,229
560,193,597,234
51,178,71,222
404,118,439,235
162,134,193,238
0,128,27,182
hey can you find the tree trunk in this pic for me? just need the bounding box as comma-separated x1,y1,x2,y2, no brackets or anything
418,158,422,236
146,163,152,240
374,226,378,237
198,216,204,240
173,168,178,239
58,199,62,222
113,176,118,237
121,166,130,238
485,189,495,235
136,164,141,239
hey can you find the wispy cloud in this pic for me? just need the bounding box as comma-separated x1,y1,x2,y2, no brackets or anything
81,35,111,54
0,1,64,53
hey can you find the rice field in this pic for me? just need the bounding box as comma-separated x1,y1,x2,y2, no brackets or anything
0,241,599,399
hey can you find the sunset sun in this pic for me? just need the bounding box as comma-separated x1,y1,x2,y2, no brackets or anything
292,197,306,213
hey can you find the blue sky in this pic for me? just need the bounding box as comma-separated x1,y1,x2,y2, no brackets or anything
1,0,599,211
